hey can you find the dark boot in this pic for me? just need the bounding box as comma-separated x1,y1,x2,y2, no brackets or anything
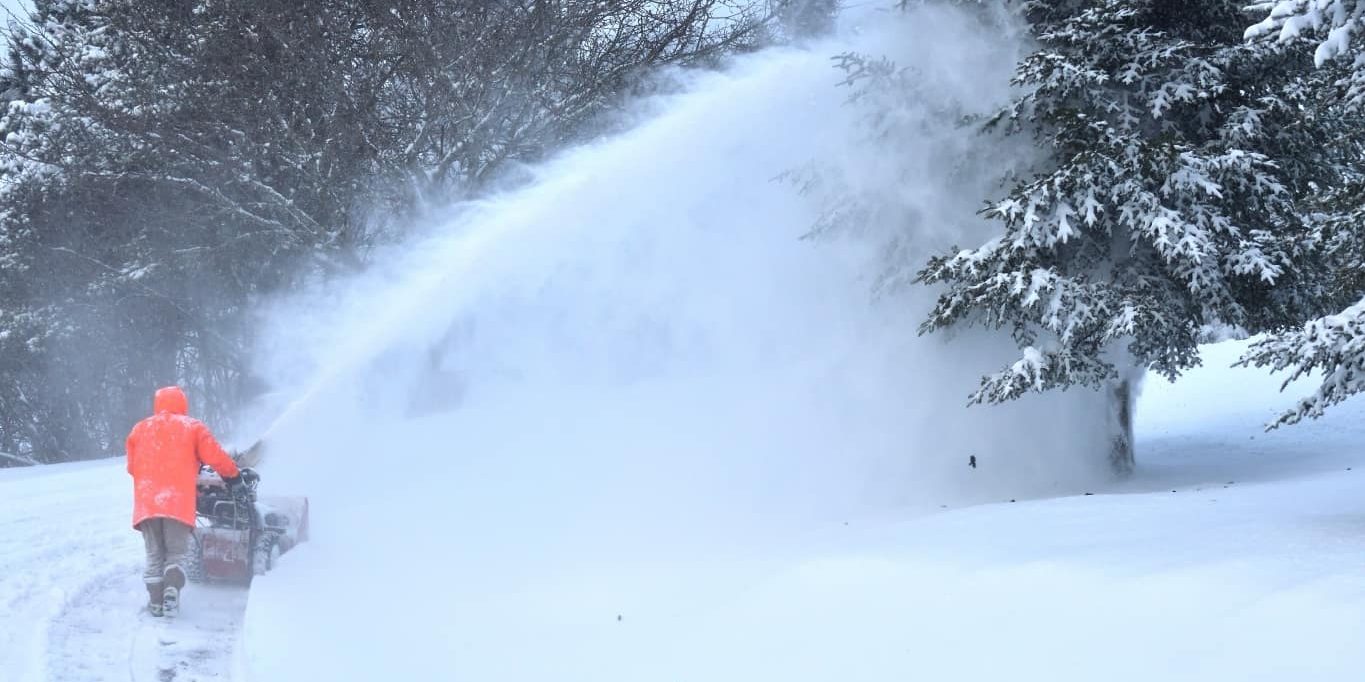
146,581,165,617
162,565,185,616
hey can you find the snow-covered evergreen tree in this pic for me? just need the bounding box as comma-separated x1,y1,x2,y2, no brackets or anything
1239,0,1365,426
885,1,1352,471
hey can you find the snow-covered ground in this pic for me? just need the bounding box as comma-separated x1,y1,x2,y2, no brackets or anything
4,341,1364,681
242,340,1365,682
0,460,245,682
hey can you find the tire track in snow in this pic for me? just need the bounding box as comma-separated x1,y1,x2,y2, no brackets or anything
41,564,143,682
0,462,141,682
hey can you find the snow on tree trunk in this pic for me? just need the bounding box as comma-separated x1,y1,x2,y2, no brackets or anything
1108,378,1136,476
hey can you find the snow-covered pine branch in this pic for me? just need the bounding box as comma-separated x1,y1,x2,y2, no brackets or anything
1240,299,1365,426
1247,0,1365,108
1239,0,1365,425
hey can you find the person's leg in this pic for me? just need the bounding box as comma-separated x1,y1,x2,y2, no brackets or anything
161,519,192,615
138,519,166,616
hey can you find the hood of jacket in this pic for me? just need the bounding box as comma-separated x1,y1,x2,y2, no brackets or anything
153,386,189,416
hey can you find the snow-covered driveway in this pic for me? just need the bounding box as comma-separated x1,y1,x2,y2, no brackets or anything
0,461,244,682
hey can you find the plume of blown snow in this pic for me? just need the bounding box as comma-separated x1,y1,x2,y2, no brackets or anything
241,4,1116,681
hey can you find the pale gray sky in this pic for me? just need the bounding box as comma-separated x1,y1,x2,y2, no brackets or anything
0,0,27,22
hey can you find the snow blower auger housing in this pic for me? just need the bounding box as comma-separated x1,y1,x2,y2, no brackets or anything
188,466,310,584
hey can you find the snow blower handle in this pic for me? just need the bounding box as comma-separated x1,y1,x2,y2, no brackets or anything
225,468,256,506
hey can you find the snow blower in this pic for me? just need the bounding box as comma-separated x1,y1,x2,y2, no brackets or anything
188,465,310,584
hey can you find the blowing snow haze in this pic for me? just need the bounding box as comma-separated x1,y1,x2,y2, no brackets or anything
237,7,1117,680
252,5,1117,545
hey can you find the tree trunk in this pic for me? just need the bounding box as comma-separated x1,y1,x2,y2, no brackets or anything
1108,378,1136,476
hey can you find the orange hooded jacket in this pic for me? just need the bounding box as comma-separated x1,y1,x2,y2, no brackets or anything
125,386,240,529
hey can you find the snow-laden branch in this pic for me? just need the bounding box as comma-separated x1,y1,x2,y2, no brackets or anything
1240,297,1365,427
1247,0,1365,108
0,450,36,466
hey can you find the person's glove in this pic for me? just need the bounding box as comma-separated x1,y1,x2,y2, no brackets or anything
224,475,251,505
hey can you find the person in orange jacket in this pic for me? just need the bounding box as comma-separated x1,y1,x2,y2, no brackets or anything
126,385,244,617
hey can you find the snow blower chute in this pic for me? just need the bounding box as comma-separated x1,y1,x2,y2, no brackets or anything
188,465,310,584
